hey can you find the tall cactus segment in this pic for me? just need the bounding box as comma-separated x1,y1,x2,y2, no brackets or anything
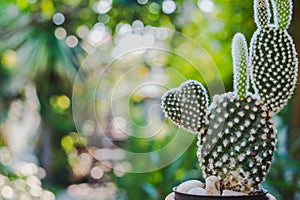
232,33,249,101
250,0,298,114
254,0,271,27
272,0,293,30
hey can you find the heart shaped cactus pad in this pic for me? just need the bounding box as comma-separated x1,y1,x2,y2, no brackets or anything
161,80,209,134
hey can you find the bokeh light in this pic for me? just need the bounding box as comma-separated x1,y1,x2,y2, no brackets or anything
94,0,112,14
117,23,132,34
132,20,144,29
29,185,43,197
149,2,161,14
90,166,104,179
1,49,17,69
82,120,95,136
162,0,176,14
98,14,110,24
26,175,41,187
88,23,107,46
77,25,89,38
13,179,26,191
27,0,37,3
19,162,38,176
1,185,14,199
50,94,71,112
54,27,67,40
198,0,215,13
137,0,148,5
0,147,12,165
66,35,79,48
57,95,71,110
0,175,5,187
113,162,132,177
41,191,55,200
52,12,65,25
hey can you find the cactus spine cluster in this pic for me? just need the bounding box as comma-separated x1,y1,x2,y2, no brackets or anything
161,0,298,194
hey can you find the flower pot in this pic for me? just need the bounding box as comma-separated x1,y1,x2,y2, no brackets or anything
173,187,268,200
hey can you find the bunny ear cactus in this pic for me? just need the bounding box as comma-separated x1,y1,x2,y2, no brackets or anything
250,0,298,114
162,34,277,194
161,0,298,195
198,34,276,193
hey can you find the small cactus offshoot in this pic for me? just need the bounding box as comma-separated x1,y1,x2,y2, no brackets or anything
162,80,208,134
161,0,298,195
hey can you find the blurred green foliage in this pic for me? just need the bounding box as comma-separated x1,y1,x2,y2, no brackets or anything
0,0,300,200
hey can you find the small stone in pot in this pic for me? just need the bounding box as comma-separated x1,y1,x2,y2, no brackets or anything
177,180,205,193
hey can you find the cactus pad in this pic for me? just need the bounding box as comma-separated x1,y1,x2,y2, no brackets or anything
254,0,271,28
250,27,298,114
250,0,298,114
198,92,276,193
272,0,293,30
161,80,209,133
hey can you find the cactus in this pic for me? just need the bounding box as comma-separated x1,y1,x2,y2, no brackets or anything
199,92,276,193
161,0,298,195
250,0,298,114
161,80,209,134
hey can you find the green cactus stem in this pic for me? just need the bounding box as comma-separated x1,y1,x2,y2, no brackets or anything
198,92,276,193
272,0,293,30
232,33,249,101
250,0,298,114
254,0,271,27
161,80,209,133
